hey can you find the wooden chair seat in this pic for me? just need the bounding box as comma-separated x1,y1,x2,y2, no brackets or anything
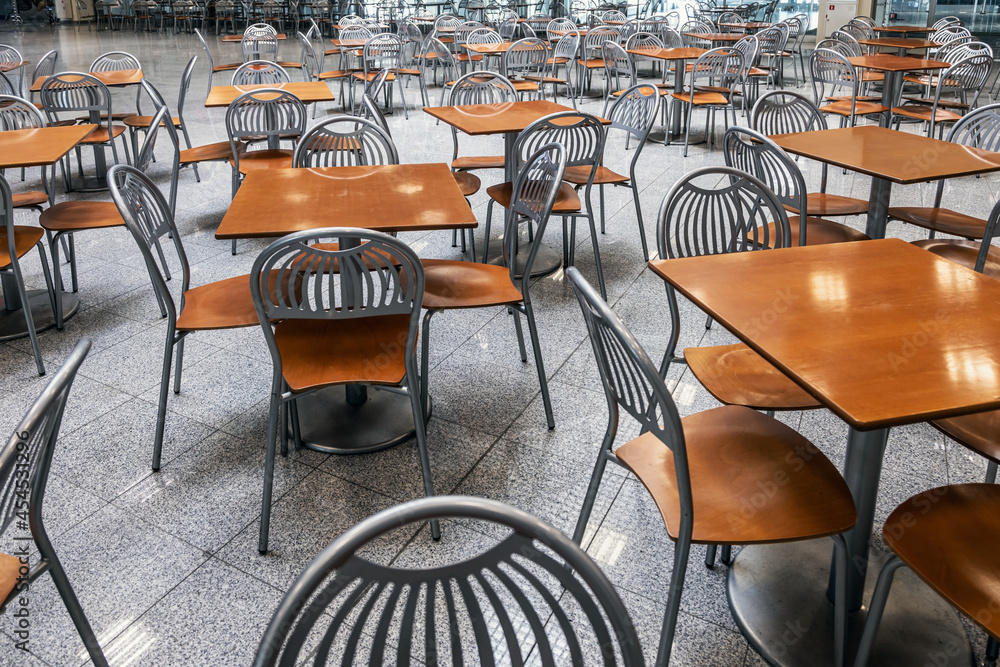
421,259,523,310
612,86,669,98
911,238,1000,279
230,149,294,174
82,125,127,143
175,272,259,331
527,74,568,85
576,58,606,69
888,206,986,238
763,217,870,247
0,225,44,270
511,80,540,93
819,100,889,117
685,343,822,410
487,180,581,213
803,192,869,217
452,170,481,196
452,155,505,170
617,404,855,544
861,70,885,82
352,71,396,82
891,104,962,124
455,53,484,62
563,164,629,185
0,552,20,602
670,90,729,105
213,62,241,72
12,191,48,209
274,315,410,392
545,56,570,65
396,68,421,76
122,114,182,128
901,96,968,110
39,201,123,232
931,408,1000,464
318,69,354,79
747,66,769,77
180,140,241,164
882,483,1000,640
277,61,303,69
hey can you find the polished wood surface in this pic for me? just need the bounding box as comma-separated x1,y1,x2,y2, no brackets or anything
0,226,44,270
889,205,987,238
452,170,481,196
424,100,607,136
486,180,581,212
204,81,335,106
847,54,948,72
0,124,96,168
932,409,1000,463
770,125,1000,184
0,60,29,73
804,192,869,217
0,552,20,601
873,24,935,33
683,31,744,42
222,33,286,40
421,259,523,310
626,46,707,61
39,201,123,232
328,38,368,48
180,140,238,164
883,483,1000,639
216,163,477,239
464,41,516,54
648,238,1000,429
685,343,822,410
175,273,261,330
913,238,1000,279
30,69,143,91
617,405,856,543
452,155,505,170
858,37,936,51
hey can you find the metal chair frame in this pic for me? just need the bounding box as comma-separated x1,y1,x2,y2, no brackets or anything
356,33,409,118
671,46,743,156
810,47,884,128
231,59,292,84
892,54,992,139
503,36,549,100
292,116,398,166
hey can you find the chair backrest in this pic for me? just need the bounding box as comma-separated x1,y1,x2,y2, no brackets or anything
90,50,141,72
467,26,502,45
31,50,58,89
425,37,457,69
607,83,659,146
680,19,709,46
232,60,291,85
453,20,483,47
686,47,742,91
546,16,575,41
584,25,619,53
252,494,644,667
242,33,280,62
513,111,604,180
0,71,17,96
931,54,992,109
362,33,404,74
195,28,217,70
292,116,398,167
618,18,640,43
225,88,307,166
756,24,787,55
810,48,859,105
340,24,374,43
357,93,389,135
851,14,875,26
175,55,197,120
298,31,320,80
134,104,170,175
932,24,970,46
246,21,278,36
731,33,758,78
931,15,961,30
750,89,827,134
839,19,872,42
828,30,863,56
656,165,791,259
603,9,626,21
39,72,114,130
448,69,518,104
498,15,517,40
602,40,635,91
504,37,548,79
0,94,46,130
722,126,808,245
625,31,664,53
553,30,581,59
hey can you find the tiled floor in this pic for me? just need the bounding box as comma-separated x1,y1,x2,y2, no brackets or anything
1,22,998,667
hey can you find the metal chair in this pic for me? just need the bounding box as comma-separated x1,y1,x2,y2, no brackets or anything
231,59,292,84
565,262,854,667
353,33,409,117
577,26,619,92
420,37,461,108
0,96,53,212
89,50,144,120
891,54,992,139
250,229,434,552
502,36,548,99
241,31,280,62
0,173,58,376
196,28,241,97
28,50,58,110
0,338,109,665
535,28,581,105
889,103,1000,267
670,46,742,156
107,164,260,472
252,495,643,666
123,63,198,170
421,142,567,431
0,44,26,97
453,20,485,73
723,126,870,247
810,48,889,128
601,41,638,116
292,116,397,166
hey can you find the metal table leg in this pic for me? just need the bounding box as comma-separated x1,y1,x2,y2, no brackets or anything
866,176,892,239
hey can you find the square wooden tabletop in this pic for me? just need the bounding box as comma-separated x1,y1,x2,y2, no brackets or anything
873,24,935,33
215,163,477,239
222,33,286,41
30,69,143,92
464,41,516,54
648,238,1000,429
847,54,948,72
423,99,607,136
204,81,335,107
0,124,97,168
770,125,1000,184
857,37,937,51
627,46,707,61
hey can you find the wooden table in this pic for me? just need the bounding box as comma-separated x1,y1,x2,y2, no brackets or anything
221,33,286,41
873,24,935,34
464,41,516,55
328,38,368,48
771,125,1000,238
218,163,476,454
650,238,991,667
683,31,744,46
29,68,143,92
718,21,772,31
627,47,707,144
204,82,335,107
857,36,936,56
0,124,96,339
847,54,948,108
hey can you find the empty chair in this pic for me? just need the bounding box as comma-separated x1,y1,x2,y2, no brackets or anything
123,63,197,165
565,262,855,667
250,229,435,552
241,31,279,62
601,41,638,116
0,339,108,665
810,48,888,127
292,116,397,166
352,33,408,118
502,37,548,100
89,50,143,120
0,96,52,211
670,47,743,155
0,44,27,96
890,54,992,138
252,496,643,666
196,27,241,96
577,26,619,92
107,164,263,471
28,49,57,109
231,59,291,85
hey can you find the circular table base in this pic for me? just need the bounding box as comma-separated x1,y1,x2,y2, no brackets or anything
728,539,972,667
295,385,430,454
0,291,80,341
471,228,563,279
647,130,708,147
68,175,110,193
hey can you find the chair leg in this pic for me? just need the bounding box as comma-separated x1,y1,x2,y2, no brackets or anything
152,331,176,471
482,199,495,263
406,363,440,540
599,183,605,234
987,637,999,662
654,532,692,667
986,460,998,484
571,445,612,545
584,190,607,300
258,378,281,554
419,309,436,418
173,337,185,393
519,300,555,429
48,234,66,330
45,553,109,667
831,534,849,667
853,555,906,667
630,182,649,262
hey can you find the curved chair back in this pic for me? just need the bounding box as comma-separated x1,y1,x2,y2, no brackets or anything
583,26,619,56
546,16,575,41
357,93,389,134
498,15,517,40
0,71,15,96
361,32,404,75
513,111,604,188
30,50,58,98
246,21,278,36
89,50,141,71
839,20,872,42
851,14,876,25
0,94,45,130
750,89,827,134
225,88,307,172
466,26,502,46
618,18,640,44
241,32,279,62
252,495,643,667
39,72,115,130
932,24,971,46
552,29,581,62
448,70,518,103
603,9,626,21
608,84,659,145
603,40,636,90
293,116,397,167
297,31,321,80
232,60,291,85
826,30,862,56
687,47,743,95
810,48,860,108
931,15,962,30
134,105,170,174
626,31,665,53
504,37,548,82
656,165,791,259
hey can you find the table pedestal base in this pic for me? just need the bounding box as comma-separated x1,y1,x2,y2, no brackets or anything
728,539,973,667
647,130,707,146
473,227,563,278
68,175,109,193
295,385,429,454
0,290,79,341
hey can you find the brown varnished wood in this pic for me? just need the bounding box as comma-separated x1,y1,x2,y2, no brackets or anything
0,60,29,73
122,114,182,128
882,483,1000,640
931,409,1000,464
464,41,516,54
204,82,335,107
216,163,477,239
626,47,709,61
39,201,123,232
81,125,127,144
760,217,871,247
685,343,822,410
274,315,410,392
818,100,889,116
770,126,1000,185
0,552,20,602
858,37,936,51
327,38,367,48
892,103,962,123
847,54,948,72
180,141,240,164
421,259,523,310
563,165,629,184
616,404,856,544
683,32,744,42
803,192,869,217
230,148,294,174
11,191,48,209
0,226,44,270
648,238,1000,429
889,206,988,237
0,125,96,168
486,180,582,213
452,155,505,170
424,100,608,136
212,62,241,72
912,238,1000,278
175,273,260,331
670,91,730,105
452,170,481,196
222,33,286,41
30,69,143,92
